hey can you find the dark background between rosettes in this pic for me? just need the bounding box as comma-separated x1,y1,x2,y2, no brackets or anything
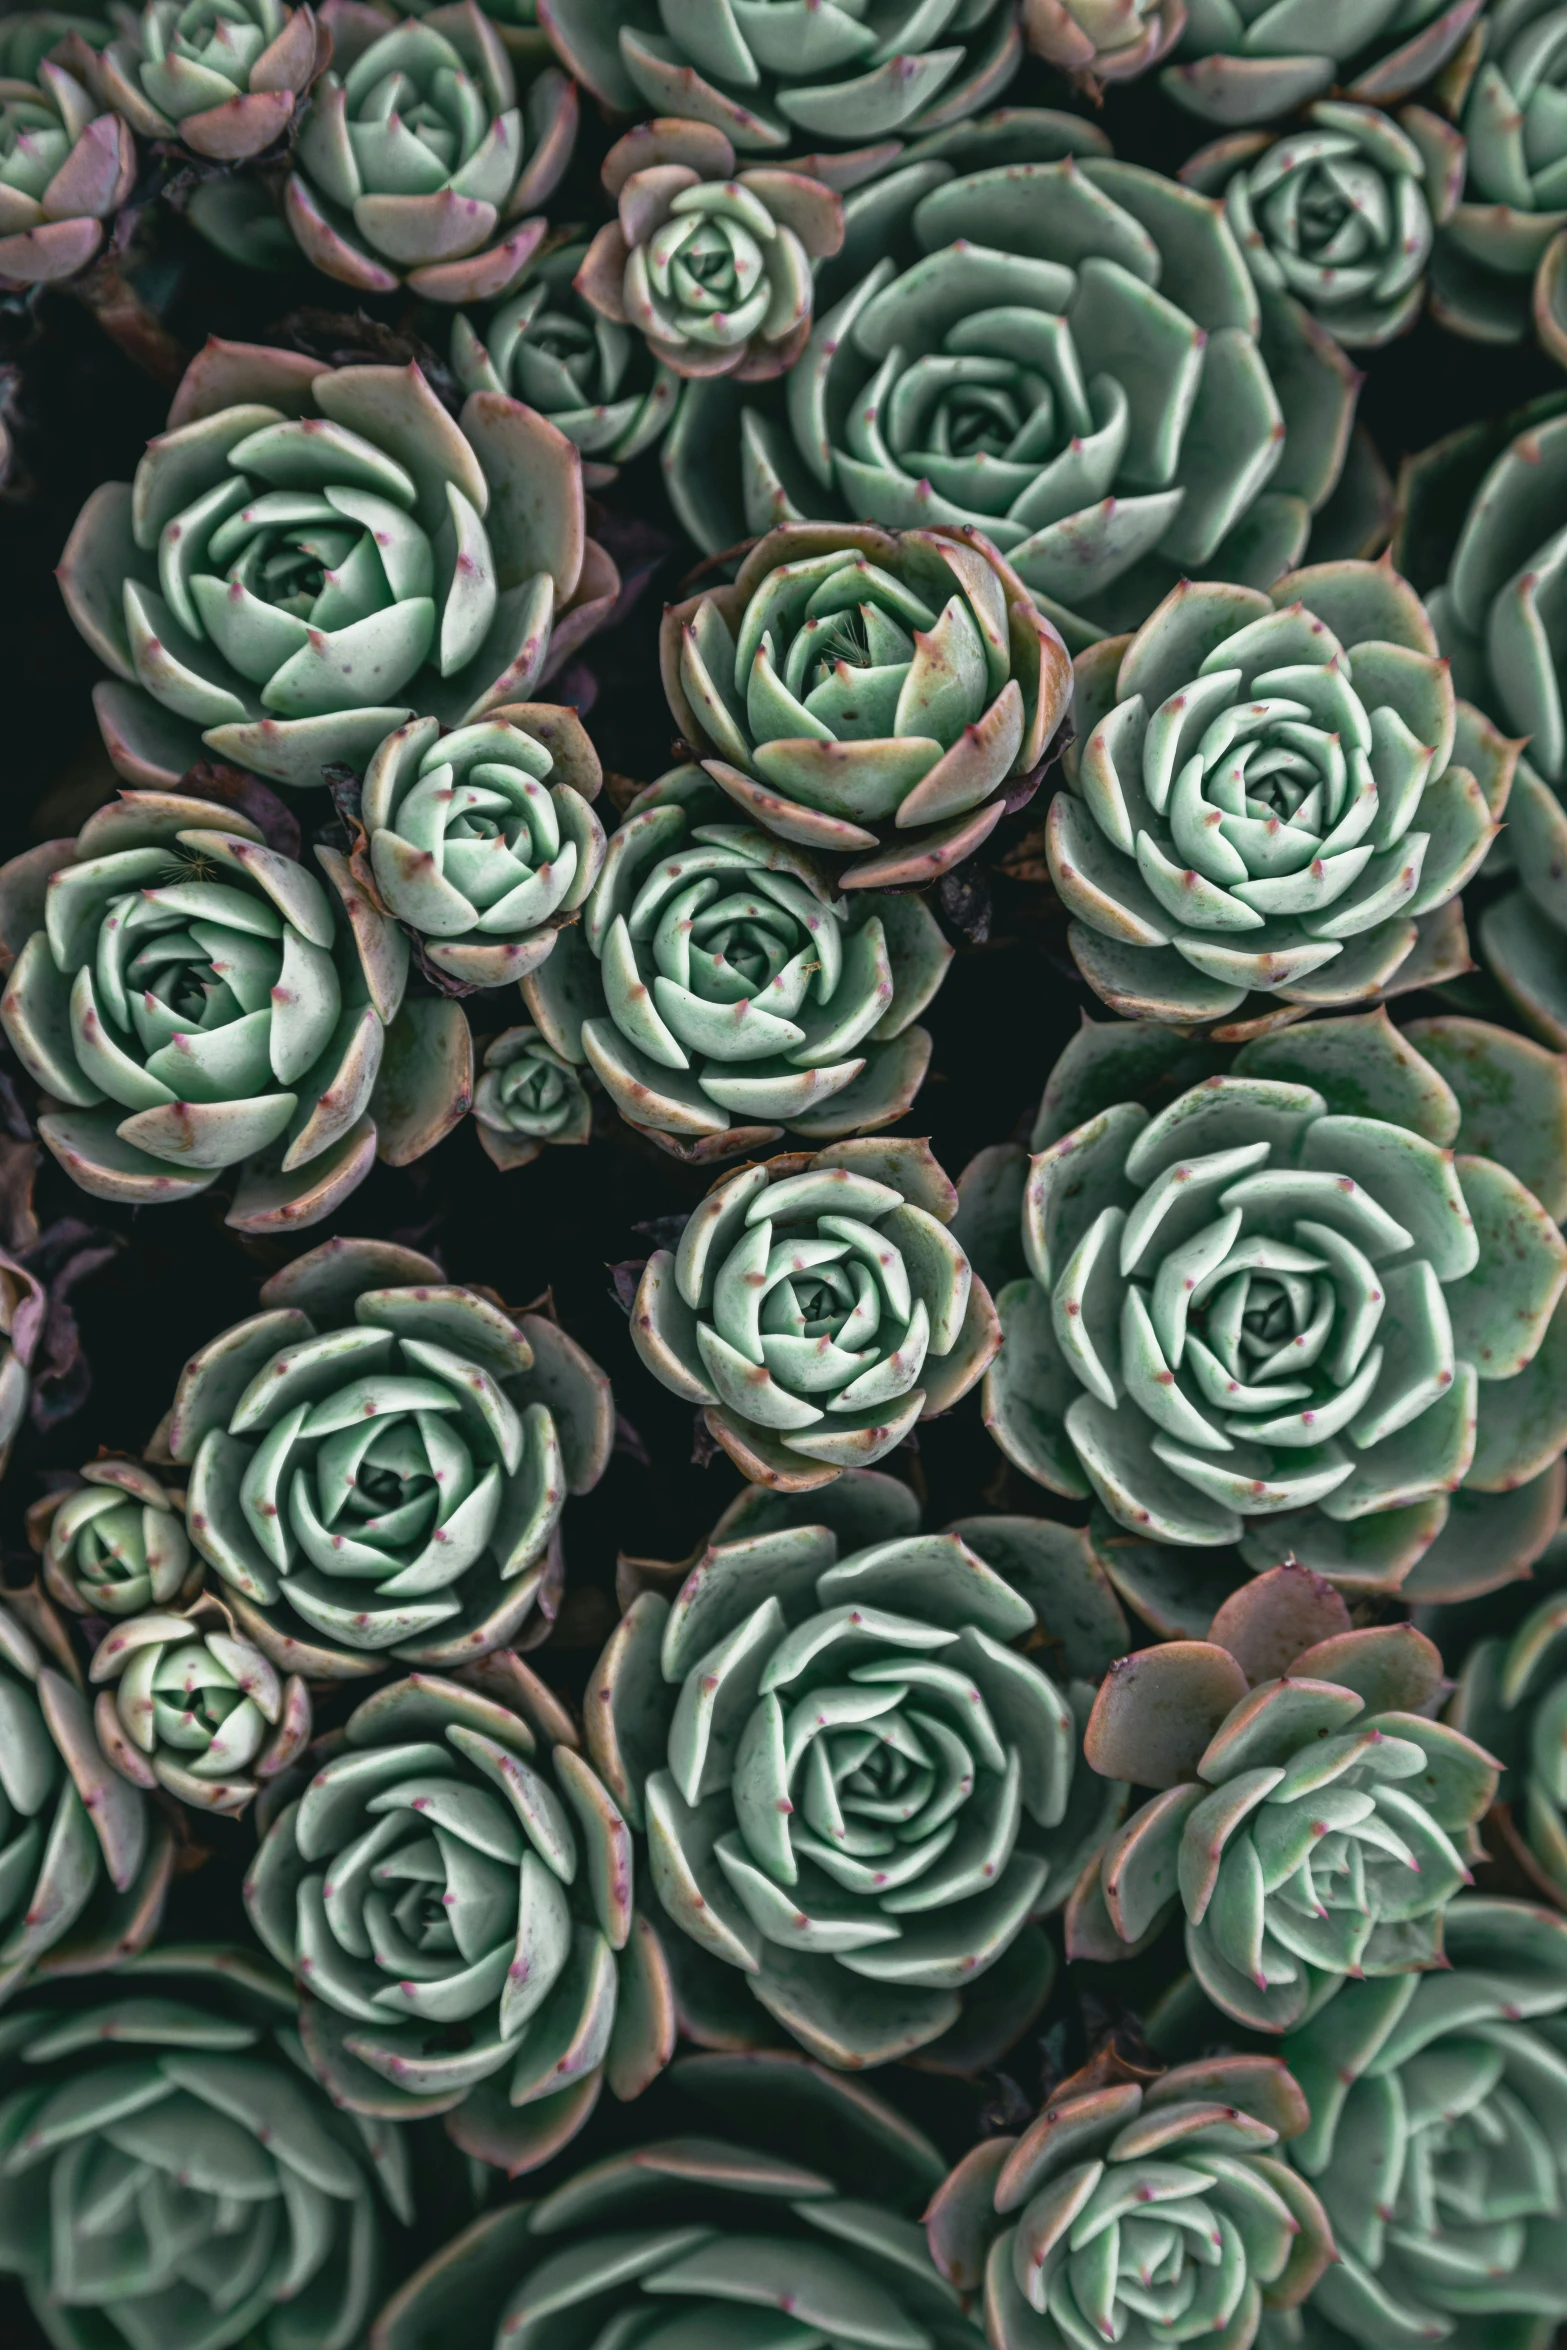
0,20,1560,2338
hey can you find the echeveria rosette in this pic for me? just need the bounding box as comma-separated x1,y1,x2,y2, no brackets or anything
1069,1581,1500,2033
57,332,618,795
1047,565,1502,1030
970,1008,1567,1613
0,52,134,289
631,1138,1000,1489
89,1595,311,1816
0,1943,413,2350
451,239,680,487
924,2050,1334,2350
471,1024,591,1168
666,113,1380,658
165,1233,612,1677
245,1655,676,2176
1160,0,1485,127
37,1458,199,1620
284,5,577,304
1446,1530,1567,1908
661,521,1071,892
522,765,951,1164
1022,0,1187,92
539,0,1024,166
63,0,326,159
1181,101,1466,348
360,703,605,987
1275,1897,1567,2350
591,1489,1127,2070
0,789,410,1227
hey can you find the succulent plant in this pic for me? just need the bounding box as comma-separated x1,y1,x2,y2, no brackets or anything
924,2046,1334,2347
631,1137,999,1486
968,1008,1567,1614
374,2047,976,2350
1159,0,1485,127
64,0,326,159
574,120,844,386
661,520,1071,892
1069,1570,1499,2031
1180,100,1466,347
163,1233,612,1676
0,788,412,1226
471,1023,592,1167
284,5,577,303
1022,0,1187,91
1395,391,1567,1047
1277,1897,1567,2348
359,703,605,986
0,1591,171,2007
522,765,951,1163
0,50,135,289
37,1458,199,1619
1446,1528,1567,1906
450,239,680,485
0,1942,412,2350
661,110,1377,658
245,1652,675,2174
1046,565,1502,1027
590,1473,1127,2068
89,1594,311,1815
57,332,618,794
539,0,1024,164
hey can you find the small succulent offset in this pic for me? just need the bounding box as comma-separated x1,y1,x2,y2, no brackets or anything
0,789,409,1228
1430,0,1567,368
1160,0,1485,127
523,765,951,1162
360,704,605,987
924,2049,1334,2348
1070,1572,1499,2032
57,333,616,794
631,1139,1000,1487
977,1008,1567,1604
285,4,578,303
37,1457,198,1618
574,120,844,386
471,1024,592,1168
662,520,1071,892
451,240,680,485
1023,0,1187,92
1279,1898,1567,2349
0,1944,413,2350
163,1234,612,1677
0,50,134,290
1447,1530,1567,1905
374,2049,976,2350
89,1594,311,1816
245,1656,675,2175
1181,101,1466,348
590,1484,1126,2068
1047,565,1503,1027
65,0,326,159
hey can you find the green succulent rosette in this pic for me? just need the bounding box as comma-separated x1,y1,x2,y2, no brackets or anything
662,110,1378,660
1429,0,1567,367
62,0,325,159
0,50,134,289
360,703,605,987
522,765,951,1164
163,1233,613,1677
38,1459,198,1620
1069,1575,1499,2033
376,2048,976,2350
1046,565,1502,1029
539,0,1024,165
631,1138,999,1486
451,240,680,486
1181,101,1466,347
1022,0,1186,91
471,1023,592,1168
1445,1527,1567,1907
661,520,1071,892
968,1007,1567,1617
1273,1897,1567,2349
591,1470,1126,2069
0,788,414,1227
0,1942,412,2350
284,4,576,304
924,2048,1334,2348
57,332,618,795
245,1654,676,2175
1395,390,1567,1047
89,1594,312,1816
1160,0,1484,127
